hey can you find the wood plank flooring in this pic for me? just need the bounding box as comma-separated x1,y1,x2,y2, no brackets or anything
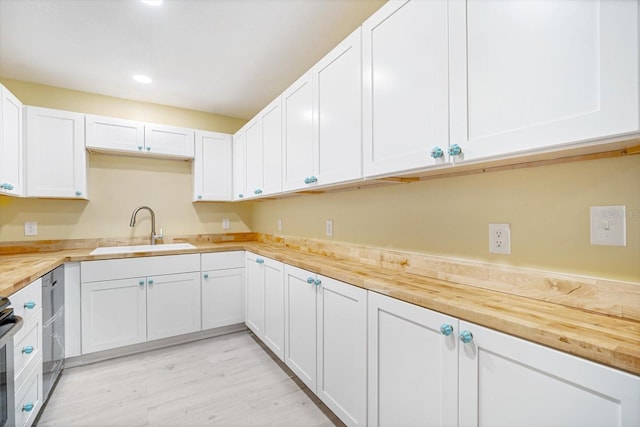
36,331,344,427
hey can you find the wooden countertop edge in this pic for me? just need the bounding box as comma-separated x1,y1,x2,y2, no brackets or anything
1,242,638,375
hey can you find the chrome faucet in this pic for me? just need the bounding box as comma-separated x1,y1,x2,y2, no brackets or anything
129,206,163,245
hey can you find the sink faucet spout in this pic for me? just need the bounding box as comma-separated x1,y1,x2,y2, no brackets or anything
129,206,163,245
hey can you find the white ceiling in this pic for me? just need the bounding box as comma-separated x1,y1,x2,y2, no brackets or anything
0,0,385,120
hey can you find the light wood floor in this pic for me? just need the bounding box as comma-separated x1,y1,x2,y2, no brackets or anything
36,331,343,427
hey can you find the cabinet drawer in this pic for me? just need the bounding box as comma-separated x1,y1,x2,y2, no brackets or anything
81,254,200,282
14,361,42,427
13,311,42,382
201,251,245,270
11,278,42,324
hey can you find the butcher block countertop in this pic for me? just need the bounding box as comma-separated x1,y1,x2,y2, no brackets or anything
1,240,639,376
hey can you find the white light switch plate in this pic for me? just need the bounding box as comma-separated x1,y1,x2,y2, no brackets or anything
590,206,626,246
326,219,334,237
222,218,230,230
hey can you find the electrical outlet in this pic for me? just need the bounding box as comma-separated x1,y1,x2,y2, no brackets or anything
489,223,511,255
326,219,334,237
222,218,230,230
24,221,38,236
277,218,283,231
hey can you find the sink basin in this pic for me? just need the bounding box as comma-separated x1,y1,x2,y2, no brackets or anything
90,243,196,255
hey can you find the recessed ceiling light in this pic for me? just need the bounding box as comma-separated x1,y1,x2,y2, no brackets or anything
141,0,163,6
133,74,152,84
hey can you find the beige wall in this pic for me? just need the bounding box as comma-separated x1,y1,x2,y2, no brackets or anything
252,155,640,283
0,79,251,241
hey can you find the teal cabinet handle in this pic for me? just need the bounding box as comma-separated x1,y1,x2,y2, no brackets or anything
307,277,314,284
308,176,317,184
197,195,202,200
440,324,454,336
448,144,462,156
304,177,310,184
238,193,244,199
75,190,82,196
146,146,151,151
22,345,34,354
430,147,444,159
148,279,154,285
24,301,36,310
22,403,34,412
254,188,263,195
459,330,473,344
8,184,14,190
138,146,143,151
314,279,321,286
0,183,13,190
139,280,145,286
203,273,209,279
256,258,264,264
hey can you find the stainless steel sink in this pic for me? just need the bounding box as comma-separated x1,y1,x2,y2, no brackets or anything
89,243,196,255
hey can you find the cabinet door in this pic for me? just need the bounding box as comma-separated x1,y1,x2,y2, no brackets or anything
0,85,24,196
313,28,362,187
368,292,458,427
232,130,246,200
193,130,232,201
85,114,145,154
25,106,87,199
317,276,367,427
449,0,640,162
261,97,283,195
147,272,201,341
81,277,147,354
282,71,314,191
362,0,449,177
263,257,285,361
245,252,265,337
458,321,640,427
144,123,195,158
14,361,42,427
284,264,318,391
244,119,263,197
201,267,245,330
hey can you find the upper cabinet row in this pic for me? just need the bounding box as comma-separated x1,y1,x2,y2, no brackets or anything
234,0,639,200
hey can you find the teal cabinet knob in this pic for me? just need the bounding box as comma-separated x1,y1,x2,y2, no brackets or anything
75,190,82,196
256,258,264,264
308,176,317,183
314,279,321,286
24,301,36,310
448,144,462,156
430,147,444,159
238,193,244,199
138,146,143,151
197,195,202,200
148,279,154,285
22,403,34,412
22,345,34,354
459,330,474,344
203,273,209,279
146,146,151,151
440,324,454,336
0,183,7,189
254,188,262,195
139,280,145,286
304,177,310,184
307,277,314,284
8,184,14,190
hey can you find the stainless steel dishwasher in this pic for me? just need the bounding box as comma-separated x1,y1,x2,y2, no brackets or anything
41,265,64,400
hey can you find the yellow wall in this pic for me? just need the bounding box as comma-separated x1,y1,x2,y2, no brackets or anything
0,79,251,241
252,155,640,283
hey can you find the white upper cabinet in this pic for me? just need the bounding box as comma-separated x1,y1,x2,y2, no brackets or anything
144,123,195,159
362,0,450,177
25,106,87,199
85,114,144,154
244,118,263,198
0,84,24,196
282,71,314,191
313,28,363,187
449,0,640,163
192,130,232,201
261,97,283,196
232,129,246,200
86,114,195,159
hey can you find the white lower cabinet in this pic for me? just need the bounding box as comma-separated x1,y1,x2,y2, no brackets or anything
80,254,201,354
368,292,640,427
458,321,640,427
284,265,367,427
201,252,246,329
368,291,458,427
245,252,285,360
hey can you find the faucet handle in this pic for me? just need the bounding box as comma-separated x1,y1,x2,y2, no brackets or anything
153,227,164,244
